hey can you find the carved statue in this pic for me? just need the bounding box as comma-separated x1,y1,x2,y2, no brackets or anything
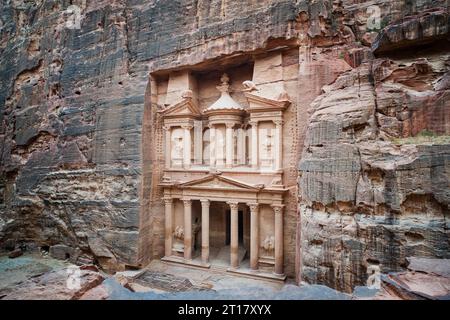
217,73,230,93
262,133,273,158
270,177,283,187
174,225,184,240
262,235,275,254
172,137,183,160
242,80,258,92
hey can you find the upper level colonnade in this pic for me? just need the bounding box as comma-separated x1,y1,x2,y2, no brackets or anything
160,73,290,172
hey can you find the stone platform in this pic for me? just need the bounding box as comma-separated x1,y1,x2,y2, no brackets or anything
162,245,285,281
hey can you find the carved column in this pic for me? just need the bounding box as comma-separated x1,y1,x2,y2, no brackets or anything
248,203,259,270
163,125,171,169
274,120,283,170
228,201,239,268
200,200,210,263
194,120,203,165
272,204,284,275
225,122,234,168
164,197,173,257
250,120,258,168
209,124,216,168
183,199,192,260
216,127,225,167
236,127,245,165
182,125,193,168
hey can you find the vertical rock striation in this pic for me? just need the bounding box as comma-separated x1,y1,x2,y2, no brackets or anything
299,2,450,291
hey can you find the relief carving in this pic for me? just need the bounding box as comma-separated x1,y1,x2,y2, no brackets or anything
174,225,184,240
242,80,258,92
262,235,275,255
261,131,274,167
172,136,183,165
277,90,290,102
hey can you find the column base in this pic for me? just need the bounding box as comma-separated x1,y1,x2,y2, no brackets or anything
272,272,286,279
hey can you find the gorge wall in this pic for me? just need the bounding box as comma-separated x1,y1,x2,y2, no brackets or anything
0,0,449,292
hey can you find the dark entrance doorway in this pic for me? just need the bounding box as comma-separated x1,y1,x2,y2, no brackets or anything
225,210,243,245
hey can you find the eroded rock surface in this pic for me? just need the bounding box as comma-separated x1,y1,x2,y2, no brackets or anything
0,254,104,300
374,258,450,300
299,32,450,292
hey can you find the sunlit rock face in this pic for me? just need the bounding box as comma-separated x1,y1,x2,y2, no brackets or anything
0,0,449,292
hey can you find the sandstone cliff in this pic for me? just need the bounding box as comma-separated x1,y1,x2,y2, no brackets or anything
0,0,449,292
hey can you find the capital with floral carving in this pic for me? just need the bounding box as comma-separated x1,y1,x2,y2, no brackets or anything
181,124,194,130
248,203,259,213
271,204,284,215
200,199,210,208
227,202,239,210
273,120,284,127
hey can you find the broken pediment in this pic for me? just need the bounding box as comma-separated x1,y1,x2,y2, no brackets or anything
244,91,290,112
159,94,201,119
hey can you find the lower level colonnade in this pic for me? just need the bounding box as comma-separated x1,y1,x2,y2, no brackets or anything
163,197,285,278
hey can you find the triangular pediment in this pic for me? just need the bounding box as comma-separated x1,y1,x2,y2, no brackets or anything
244,92,290,111
160,98,201,118
179,174,261,191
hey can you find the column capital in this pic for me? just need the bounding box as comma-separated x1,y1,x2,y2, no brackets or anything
181,124,193,130
163,197,173,205
249,120,259,127
200,199,210,207
247,203,259,212
225,122,235,129
182,198,192,206
273,119,284,127
271,204,285,214
162,125,171,131
227,201,239,210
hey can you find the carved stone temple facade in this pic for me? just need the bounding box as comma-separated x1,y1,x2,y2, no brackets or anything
153,51,300,280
